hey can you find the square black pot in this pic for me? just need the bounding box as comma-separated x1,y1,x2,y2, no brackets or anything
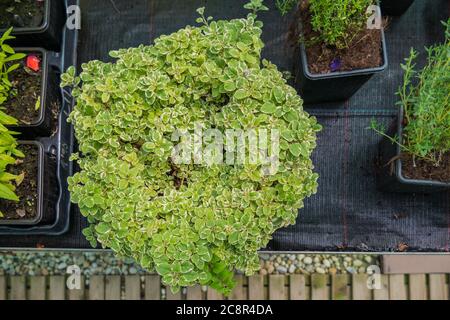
380,0,415,16
377,107,450,193
8,47,61,138
295,27,388,105
0,0,66,51
0,141,58,226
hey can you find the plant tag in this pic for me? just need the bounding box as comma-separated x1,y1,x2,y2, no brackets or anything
26,55,41,72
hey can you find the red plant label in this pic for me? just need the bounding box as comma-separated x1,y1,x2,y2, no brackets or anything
26,55,41,72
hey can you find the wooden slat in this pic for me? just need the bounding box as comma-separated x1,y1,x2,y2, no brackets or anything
206,287,223,300
48,276,65,300
124,275,141,300
389,274,407,300
248,275,265,300
166,287,182,300
0,276,7,300
331,274,349,300
373,274,389,300
229,275,246,300
352,274,371,300
105,276,121,300
144,275,160,300
311,274,329,300
409,274,427,300
382,255,450,274
269,275,286,300
429,274,448,300
67,276,85,300
186,285,203,300
89,276,105,300
290,274,307,300
28,276,46,300
10,276,26,300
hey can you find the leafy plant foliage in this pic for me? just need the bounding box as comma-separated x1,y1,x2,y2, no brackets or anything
0,28,25,206
62,5,321,294
372,19,449,166
308,0,374,49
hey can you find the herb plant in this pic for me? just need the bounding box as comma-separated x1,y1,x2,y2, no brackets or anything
0,28,26,106
275,0,298,16
372,19,450,167
62,4,321,295
307,0,374,49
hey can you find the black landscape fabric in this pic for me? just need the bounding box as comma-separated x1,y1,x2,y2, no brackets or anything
0,0,448,251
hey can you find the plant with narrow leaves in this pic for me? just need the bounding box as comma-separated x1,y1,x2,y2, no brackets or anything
275,0,298,16
371,19,450,166
0,27,26,106
62,3,321,295
306,0,374,49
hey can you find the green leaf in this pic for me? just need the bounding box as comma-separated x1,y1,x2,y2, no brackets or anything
234,89,249,100
261,102,276,114
289,143,308,157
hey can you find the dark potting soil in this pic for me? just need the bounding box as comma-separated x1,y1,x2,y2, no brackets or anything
0,0,45,29
401,152,450,183
298,1,383,74
0,144,39,221
5,55,42,125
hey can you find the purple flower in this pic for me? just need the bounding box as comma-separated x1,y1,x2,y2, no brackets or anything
330,58,341,72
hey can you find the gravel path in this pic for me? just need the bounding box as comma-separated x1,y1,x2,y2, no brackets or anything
0,251,380,276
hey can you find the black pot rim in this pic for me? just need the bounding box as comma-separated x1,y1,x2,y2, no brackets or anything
300,5,389,80
9,47,48,129
0,140,44,225
0,0,51,34
394,106,450,188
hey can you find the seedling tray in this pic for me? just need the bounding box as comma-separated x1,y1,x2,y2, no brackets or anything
0,0,447,252
0,0,66,51
0,0,78,236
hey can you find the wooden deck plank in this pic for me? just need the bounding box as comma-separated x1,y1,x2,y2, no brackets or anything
290,274,307,300
269,275,286,300
352,274,371,300
10,276,26,300
0,276,6,300
248,275,265,300
67,276,85,300
144,275,160,300
124,275,141,300
104,276,121,300
409,274,427,300
311,274,329,300
89,275,105,300
166,287,182,300
382,255,450,274
429,274,448,300
28,276,46,300
48,276,65,300
373,274,389,300
206,287,223,300
331,274,349,300
186,285,203,300
229,275,246,300
389,274,407,300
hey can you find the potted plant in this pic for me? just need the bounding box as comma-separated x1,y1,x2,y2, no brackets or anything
0,110,46,225
372,19,449,193
0,0,66,51
61,1,321,295
294,0,388,104
1,28,61,137
380,0,415,16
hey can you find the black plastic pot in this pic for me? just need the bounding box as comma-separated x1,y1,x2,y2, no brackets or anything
8,47,61,138
295,26,388,105
0,0,66,51
377,107,450,193
380,0,415,16
0,141,58,226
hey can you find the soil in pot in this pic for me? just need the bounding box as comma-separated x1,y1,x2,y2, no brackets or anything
400,152,450,183
299,0,384,74
0,0,45,29
5,53,43,125
0,144,39,221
